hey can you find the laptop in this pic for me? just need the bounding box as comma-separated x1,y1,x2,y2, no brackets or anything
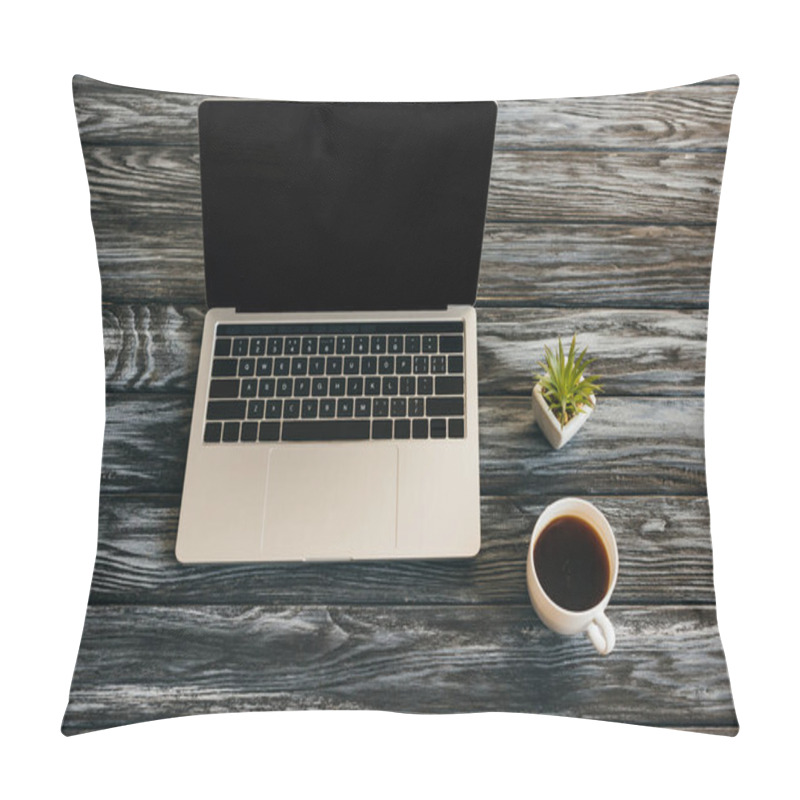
175,99,497,562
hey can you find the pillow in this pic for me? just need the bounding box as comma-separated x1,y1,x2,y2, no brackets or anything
63,75,738,735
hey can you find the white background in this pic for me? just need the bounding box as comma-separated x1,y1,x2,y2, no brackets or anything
4,1,797,797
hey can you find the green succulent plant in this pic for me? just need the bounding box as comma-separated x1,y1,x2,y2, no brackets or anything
536,335,602,427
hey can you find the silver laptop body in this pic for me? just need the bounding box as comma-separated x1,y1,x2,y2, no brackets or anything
176,100,497,563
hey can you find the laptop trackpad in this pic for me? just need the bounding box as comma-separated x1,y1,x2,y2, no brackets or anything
262,444,399,560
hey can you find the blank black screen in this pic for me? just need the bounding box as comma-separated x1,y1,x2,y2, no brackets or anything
198,100,496,312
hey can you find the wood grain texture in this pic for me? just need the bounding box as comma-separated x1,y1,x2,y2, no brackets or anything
90,495,714,606
479,223,716,308
495,81,738,151
62,604,737,735
96,395,706,496
101,304,708,396
80,144,726,226
89,220,719,308
73,74,738,150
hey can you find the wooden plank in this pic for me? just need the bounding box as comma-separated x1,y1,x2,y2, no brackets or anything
479,396,706,496
479,223,715,308
477,307,707,396
487,150,727,223
96,395,706,496
89,495,715,606
496,81,737,151
88,220,717,308
61,604,737,735
73,74,737,151
101,304,708,396
79,144,727,225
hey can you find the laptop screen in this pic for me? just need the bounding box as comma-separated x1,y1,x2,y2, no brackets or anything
198,100,497,312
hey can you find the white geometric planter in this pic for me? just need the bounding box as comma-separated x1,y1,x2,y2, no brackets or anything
531,381,595,450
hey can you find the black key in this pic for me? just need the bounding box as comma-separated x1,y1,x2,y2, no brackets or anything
400,376,415,395
277,378,293,397
413,356,429,374
361,356,377,375
412,419,428,439
309,357,325,375
319,337,335,355
422,335,437,353
417,376,433,395
241,378,258,398
336,336,352,354
394,419,411,439
448,418,465,438
285,337,301,355
344,356,360,375
206,400,246,420
372,398,389,417
430,418,447,439
379,356,394,374
223,421,240,442
233,338,248,356
241,421,258,441
212,358,237,377
238,358,255,377
302,399,318,418
372,420,392,439
388,335,403,353
365,377,381,395
409,397,425,417
267,337,283,355
312,377,328,396
337,398,354,417
440,335,464,353
396,356,411,374
355,398,371,417
405,335,420,353
284,399,301,419
320,398,336,418
371,335,386,354
426,397,464,417
256,357,273,376
204,422,222,442
347,377,363,396
382,376,398,395
448,355,464,374
247,399,265,419
259,378,276,397
431,356,447,374
274,358,290,376
435,376,464,395
291,357,308,376
282,420,370,441
265,399,282,418
214,338,232,356
354,336,369,354
209,379,239,399
250,337,266,356
326,356,343,375
294,378,310,397
302,337,318,355
330,377,346,396
259,421,280,441
391,398,407,417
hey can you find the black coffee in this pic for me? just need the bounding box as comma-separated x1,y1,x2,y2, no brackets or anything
533,515,610,612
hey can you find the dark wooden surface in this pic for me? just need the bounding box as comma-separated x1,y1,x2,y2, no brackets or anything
63,74,739,735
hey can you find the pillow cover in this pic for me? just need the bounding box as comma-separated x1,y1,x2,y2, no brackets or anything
63,75,738,735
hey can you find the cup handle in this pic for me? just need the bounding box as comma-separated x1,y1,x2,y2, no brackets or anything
586,611,615,655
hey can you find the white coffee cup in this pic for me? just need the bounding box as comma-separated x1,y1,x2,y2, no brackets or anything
526,497,618,655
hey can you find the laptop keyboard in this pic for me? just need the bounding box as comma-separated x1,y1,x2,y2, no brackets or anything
203,322,466,443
